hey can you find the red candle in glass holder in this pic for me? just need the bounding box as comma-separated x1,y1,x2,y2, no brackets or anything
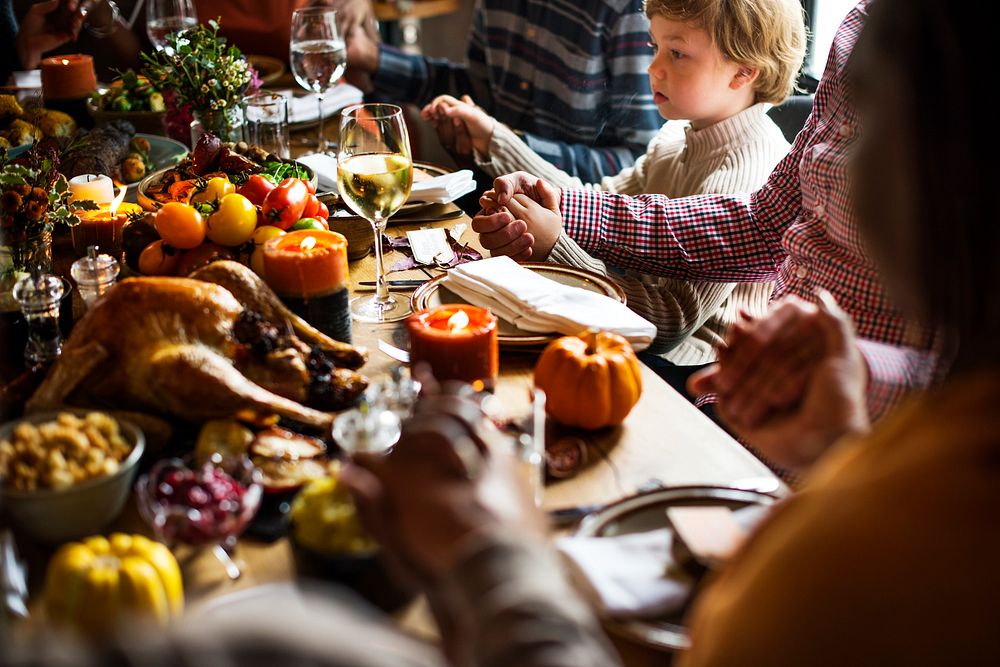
407,305,499,385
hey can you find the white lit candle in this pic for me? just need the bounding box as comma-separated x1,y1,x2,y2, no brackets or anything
68,174,115,205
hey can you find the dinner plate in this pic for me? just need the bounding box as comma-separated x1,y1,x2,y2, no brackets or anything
574,485,779,652
328,161,458,223
410,262,628,348
247,55,286,86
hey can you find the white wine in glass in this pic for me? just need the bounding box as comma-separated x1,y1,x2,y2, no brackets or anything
338,104,414,323
290,7,345,154
146,0,197,50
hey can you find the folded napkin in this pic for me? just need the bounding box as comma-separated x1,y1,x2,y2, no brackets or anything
558,505,771,620
296,154,476,205
279,84,364,125
445,256,656,350
11,71,41,89
559,529,692,619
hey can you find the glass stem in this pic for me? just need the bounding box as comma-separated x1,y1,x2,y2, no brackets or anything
372,215,390,306
316,92,326,153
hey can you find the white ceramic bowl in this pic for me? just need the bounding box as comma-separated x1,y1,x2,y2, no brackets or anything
0,411,145,544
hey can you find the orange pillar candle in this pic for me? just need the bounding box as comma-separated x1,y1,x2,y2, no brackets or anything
262,230,352,342
40,55,98,100
407,305,499,385
71,191,143,259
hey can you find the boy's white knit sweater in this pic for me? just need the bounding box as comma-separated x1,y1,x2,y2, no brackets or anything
479,103,786,365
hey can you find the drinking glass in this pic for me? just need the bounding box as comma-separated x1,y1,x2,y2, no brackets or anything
243,91,290,158
290,7,346,155
338,103,413,322
146,0,197,50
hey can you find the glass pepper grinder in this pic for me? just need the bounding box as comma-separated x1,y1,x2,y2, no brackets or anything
12,271,65,367
71,245,119,311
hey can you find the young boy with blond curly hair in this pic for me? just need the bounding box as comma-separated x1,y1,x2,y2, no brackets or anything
457,0,806,375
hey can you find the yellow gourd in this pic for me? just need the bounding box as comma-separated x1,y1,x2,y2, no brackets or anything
44,533,184,639
534,330,643,430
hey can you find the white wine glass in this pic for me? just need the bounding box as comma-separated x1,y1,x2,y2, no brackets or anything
146,0,197,50
338,103,413,323
290,7,346,155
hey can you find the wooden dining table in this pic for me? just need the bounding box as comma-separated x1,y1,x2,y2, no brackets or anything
11,154,783,667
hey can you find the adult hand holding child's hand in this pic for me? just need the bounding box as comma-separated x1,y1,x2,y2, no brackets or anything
473,173,563,261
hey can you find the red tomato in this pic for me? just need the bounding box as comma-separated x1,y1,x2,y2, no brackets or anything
302,193,320,219
301,177,316,195
262,178,309,230
176,243,235,276
237,174,276,206
316,200,329,220
138,240,180,276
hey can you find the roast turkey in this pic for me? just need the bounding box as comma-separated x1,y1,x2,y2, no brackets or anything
27,261,367,433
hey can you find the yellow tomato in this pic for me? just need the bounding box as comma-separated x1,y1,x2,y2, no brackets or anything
190,176,235,205
206,193,257,246
155,202,206,249
249,225,285,277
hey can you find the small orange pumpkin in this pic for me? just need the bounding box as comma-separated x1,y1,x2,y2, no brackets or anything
534,330,642,430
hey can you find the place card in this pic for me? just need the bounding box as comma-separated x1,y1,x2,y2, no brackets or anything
407,228,454,265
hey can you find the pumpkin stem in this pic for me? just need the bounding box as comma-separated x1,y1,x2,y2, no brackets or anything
584,327,602,355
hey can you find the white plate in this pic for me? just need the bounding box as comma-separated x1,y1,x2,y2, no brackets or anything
574,485,778,652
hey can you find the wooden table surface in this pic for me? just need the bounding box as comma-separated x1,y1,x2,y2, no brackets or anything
15,197,780,665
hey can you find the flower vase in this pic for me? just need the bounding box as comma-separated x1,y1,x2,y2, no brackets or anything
190,107,244,146
0,230,53,312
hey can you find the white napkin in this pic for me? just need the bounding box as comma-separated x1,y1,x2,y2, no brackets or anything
11,71,41,89
444,256,656,350
409,169,476,204
558,505,772,620
279,84,364,125
559,529,692,619
295,154,476,205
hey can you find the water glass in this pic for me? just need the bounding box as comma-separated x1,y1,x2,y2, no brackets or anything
146,0,197,50
243,92,290,158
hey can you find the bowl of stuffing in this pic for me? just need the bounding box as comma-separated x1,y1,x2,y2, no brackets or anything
0,410,144,543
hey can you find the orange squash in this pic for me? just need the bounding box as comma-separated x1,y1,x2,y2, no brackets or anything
534,330,642,430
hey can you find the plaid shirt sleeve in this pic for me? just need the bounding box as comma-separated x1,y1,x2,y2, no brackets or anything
858,340,938,421
519,10,660,182
371,9,492,108
559,106,820,282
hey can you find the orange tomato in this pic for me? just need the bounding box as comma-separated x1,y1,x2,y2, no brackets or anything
137,240,180,276
155,203,206,250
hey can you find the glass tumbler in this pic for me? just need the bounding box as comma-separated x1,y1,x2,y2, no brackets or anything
243,91,290,158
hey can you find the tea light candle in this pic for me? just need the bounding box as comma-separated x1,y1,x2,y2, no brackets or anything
407,305,499,384
40,54,97,101
68,174,115,205
263,230,352,342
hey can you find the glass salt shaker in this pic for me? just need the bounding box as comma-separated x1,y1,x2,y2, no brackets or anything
12,273,65,366
71,246,119,310
332,401,402,455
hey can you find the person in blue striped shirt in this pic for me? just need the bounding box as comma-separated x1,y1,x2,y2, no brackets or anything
343,0,660,185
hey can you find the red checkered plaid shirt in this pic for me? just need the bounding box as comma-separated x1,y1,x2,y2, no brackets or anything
558,1,936,420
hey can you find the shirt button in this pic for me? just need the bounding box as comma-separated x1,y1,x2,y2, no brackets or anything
519,81,530,91
795,265,808,279
526,27,537,38
839,123,853,138
814,203,825,218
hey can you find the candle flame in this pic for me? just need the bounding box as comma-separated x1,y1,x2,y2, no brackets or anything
447,309,470,331
109,185,127,216
61,59,70,65
300,236,317,252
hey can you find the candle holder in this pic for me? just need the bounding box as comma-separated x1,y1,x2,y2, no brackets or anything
406,305,499,388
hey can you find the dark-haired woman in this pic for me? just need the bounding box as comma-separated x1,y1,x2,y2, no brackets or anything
677,0,1000,664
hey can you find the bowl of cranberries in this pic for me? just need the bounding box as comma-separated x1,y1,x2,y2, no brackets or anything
136,456,262,577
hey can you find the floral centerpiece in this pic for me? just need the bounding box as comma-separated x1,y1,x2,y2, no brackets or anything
141,20,258,145
0,145,98,307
